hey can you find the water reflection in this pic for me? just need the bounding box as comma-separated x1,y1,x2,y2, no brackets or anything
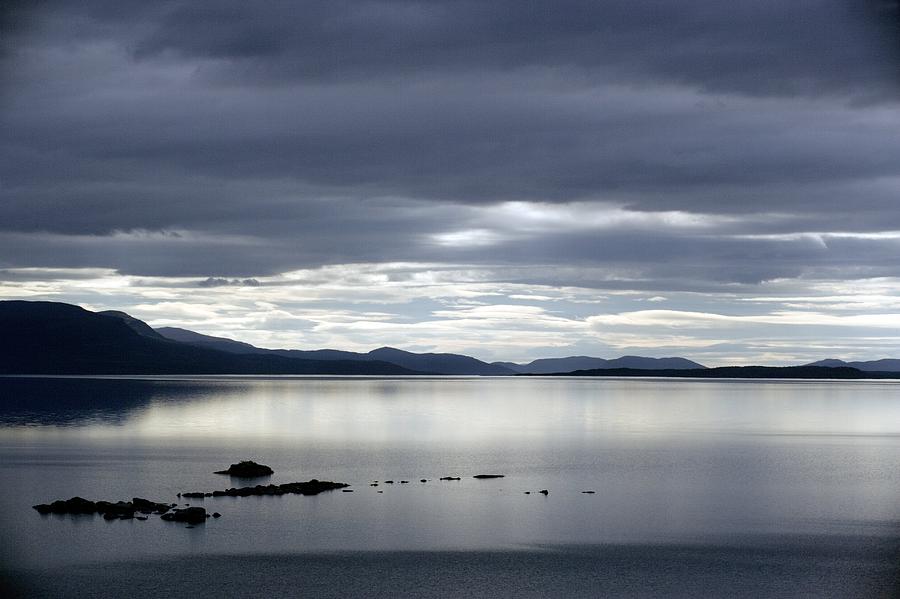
0,377,245,427
1,375,899,587
2,376,900,442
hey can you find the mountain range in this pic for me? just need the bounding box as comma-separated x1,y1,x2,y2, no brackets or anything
493,355,706,374
1,300,898,377
805,358,900,372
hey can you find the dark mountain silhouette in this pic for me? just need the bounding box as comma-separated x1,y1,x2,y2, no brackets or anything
8,300,899,378
0,301,418,375
498,355,707,374
366,347,514,376
806,358,900,372
155,326,266,354
155,328,514,375
542,365,898,379
100,310,166,340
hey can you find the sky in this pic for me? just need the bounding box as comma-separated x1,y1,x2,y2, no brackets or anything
2,1,900,365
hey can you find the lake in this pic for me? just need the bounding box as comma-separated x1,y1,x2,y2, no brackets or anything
1,376,899,597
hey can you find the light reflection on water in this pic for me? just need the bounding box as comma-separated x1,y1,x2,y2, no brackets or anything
2,376,900,440
0,375,899,577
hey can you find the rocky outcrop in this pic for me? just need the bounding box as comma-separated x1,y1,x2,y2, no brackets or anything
32,496,172,518
180,479,349,499
214,460,274,477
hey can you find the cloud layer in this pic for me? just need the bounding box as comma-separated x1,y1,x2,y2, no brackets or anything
2,1,900,362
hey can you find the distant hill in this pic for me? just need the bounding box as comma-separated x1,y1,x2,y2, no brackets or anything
498,355,706,374
367,347,514,376
806,358,900,372
540,365,897,379
155,328,514,375
100,310,167,340
155,327,266,354
0,301,418,375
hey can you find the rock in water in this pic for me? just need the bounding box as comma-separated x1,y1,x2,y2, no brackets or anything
439,476,461,481
180,479,350,498
214,460,274,477
161,507,209,524
473,475,505,479
32,497,170,518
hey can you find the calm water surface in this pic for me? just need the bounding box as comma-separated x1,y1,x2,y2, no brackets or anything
1,376,899,597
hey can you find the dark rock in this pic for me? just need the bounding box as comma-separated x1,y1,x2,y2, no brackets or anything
33,496,169,518
180,479,350,499
161,506,208,524
420,479,427,483
539,489,549,495
581,491,596,494
473,475,505,479
439,476,461,481
342,489,354,492
214,460,274,477
212,512,221,518
370,483,378,487
400,481,409,484
385,480,394,484
132,498,171,513
181,492,206,499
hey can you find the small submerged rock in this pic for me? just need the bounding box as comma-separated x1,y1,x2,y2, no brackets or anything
439,476,461,481
539,489,549,496
581,491,596,494
473,474,505,479
214,460,274,478
161,506,209,524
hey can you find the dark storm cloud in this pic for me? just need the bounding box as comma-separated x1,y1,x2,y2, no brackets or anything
1,0,900,289
122,1,900,99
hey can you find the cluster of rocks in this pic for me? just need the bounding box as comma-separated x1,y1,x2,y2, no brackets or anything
34,496,222,524
214,460,274,477
180,479,349,499
31,461,563,531
32,497,175,520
